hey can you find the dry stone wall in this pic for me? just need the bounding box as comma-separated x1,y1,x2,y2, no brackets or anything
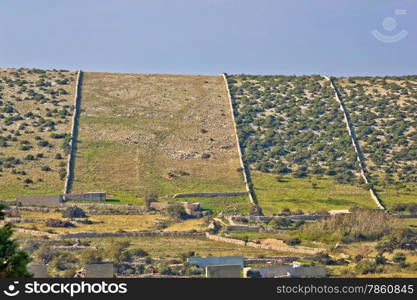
324,76,384,210
205,233,325,255
222,73,256,206
64,70,82,195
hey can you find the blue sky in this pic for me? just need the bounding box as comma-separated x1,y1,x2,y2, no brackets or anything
0,0,416,76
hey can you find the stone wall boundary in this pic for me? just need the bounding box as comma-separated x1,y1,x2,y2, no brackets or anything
171,192,248,198
205,233,325,255
64,70,82,195
324,76,385,210
221,73,257,207
14,228,205,239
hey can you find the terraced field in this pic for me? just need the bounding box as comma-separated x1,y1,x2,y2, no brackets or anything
0,68,77,200
227,74,375,214
72,72,246,204
335,76,417,208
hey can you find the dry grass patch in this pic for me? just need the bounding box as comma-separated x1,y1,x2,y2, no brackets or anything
72,72,246,203
18,210,166,233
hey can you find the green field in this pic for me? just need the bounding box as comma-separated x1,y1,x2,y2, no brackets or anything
377,183,417,210
87,236,293,258
252,171,376,215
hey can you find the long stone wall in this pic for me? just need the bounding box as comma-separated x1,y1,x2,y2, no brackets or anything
15,195,63,206
222,74,257,208
171,192,248,198
64,70,82,195
324,76,385,210
205,233,325,255
14,228,205,239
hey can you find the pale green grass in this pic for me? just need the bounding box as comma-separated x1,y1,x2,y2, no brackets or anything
163,195,251,214
88,236,294,258
252,171,376,215
72,72,246,202
376,184,417,210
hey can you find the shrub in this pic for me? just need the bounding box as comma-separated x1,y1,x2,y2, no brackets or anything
45,219,74,228
62,206,87,219
300,209,397,243
392,252,406,264
79,249,103,265
167,205,189,221
131,248,149,258
269,217,292,229
105,241,131,264
375,255,387,265
181,263,203,276
246,270,262,278
285,238,301,246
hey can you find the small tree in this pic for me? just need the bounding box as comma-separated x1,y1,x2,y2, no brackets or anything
80,248,103,266
106,241,130,264
0,205,32,278
62,206,87,220
144,192,158,208
167,205,188,221
392,252,406,264
375,255,387,265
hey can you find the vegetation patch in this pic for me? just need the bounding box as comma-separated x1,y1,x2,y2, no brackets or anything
72,73,246,203
0,68,77,200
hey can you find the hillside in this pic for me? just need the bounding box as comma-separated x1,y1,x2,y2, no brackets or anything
71,72,247,207
335,76,417,209
0,68,77,200
226,74,376,214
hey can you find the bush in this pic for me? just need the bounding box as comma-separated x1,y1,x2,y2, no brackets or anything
80,248,103,265
62,206,87,219
181,262,203,276
269,217,292,229
105,241,131,264
375,255,387,265
376,229,417,253
392,252,406,264
33,247,56,264
285,238,301,246
300,209,397,243
167,205,189,221
246,270,262,278
131,248,149,258
45,219,74,228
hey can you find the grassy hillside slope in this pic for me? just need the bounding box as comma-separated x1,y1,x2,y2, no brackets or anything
335,76,417,208
72,72,246,204
227,74,375,214
0,68,77,200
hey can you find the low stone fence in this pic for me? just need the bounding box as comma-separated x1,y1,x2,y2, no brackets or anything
10,204,150,215
244,257,315,265
205,233,325,255
392,214,417,219
59,231,205,239
14,228,205,239
170,192,247,198
14,228,58,238
227,214,326,226
226,225,262,232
